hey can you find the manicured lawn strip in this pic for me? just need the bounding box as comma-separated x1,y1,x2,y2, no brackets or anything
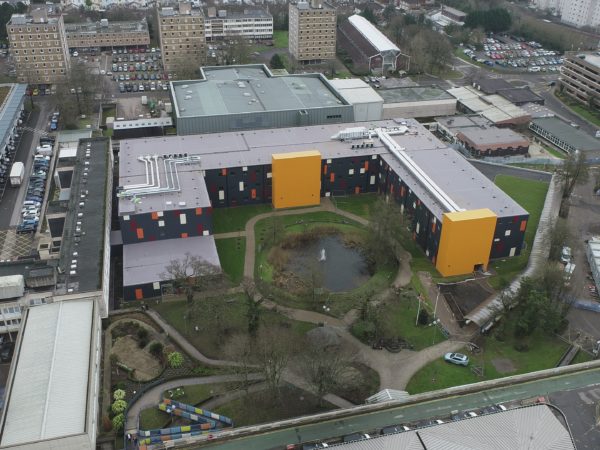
273,30,289,49
212,204,273,234
406,332,568,394
332,193,378,218
571,349,594,365
490,175,549,288
556,92,600,128
541,144,566,159
152,297,315,360
214,384,334,427
215,237,246,283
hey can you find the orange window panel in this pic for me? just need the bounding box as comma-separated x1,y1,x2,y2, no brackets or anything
181,232,188,238
251,188,257,199
432,221,436,233
323,164,328,175
401,186,405,196
196,208,202,216
135,288,143,300
330,172,335,182
221,168,227,176
151,212,158,220
355,186,360,194
136,228,144,239
520,220,527,232
364,161,369,171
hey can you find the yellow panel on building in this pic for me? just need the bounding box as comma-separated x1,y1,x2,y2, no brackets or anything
272,150,321,209
435,208,497,277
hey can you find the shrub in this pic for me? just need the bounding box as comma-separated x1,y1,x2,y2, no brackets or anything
137,327,149,341
111,399,128,415
351,320,376,343
149,342,164,357
168,351,184,369
111,413,125,431
113,389,126,401
417,308,429,326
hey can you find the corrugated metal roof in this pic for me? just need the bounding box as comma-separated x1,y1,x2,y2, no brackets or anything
1,299,93,446
325,406,574,449
347,15,400,53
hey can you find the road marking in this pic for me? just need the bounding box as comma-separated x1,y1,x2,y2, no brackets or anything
588,388,600,400
579,392,594,404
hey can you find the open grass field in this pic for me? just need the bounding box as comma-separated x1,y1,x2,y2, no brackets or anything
152,296,315,360
212,204,273,234
273,30,288,49
489,175,549,288
215,237,246,284
406,330,569,394
214,384,334,427
333,193,378,219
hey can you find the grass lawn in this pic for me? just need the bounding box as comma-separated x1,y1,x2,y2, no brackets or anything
380,296,446,350
139,382,242,430
541,144,566,159
215,237,246,284
273,30,288,49
406,330,569,394
333,193,378,219
571,349,594,365
212,204,273,234
152,296,315,360
489,175,549,288
214,384,334,427
556,92,600,128
78,116,93,129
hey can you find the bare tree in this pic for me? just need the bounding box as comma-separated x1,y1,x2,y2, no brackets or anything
224,333,256,393
253,327,295,396
161,253,221,304
559,151,589,199
300,341,354,406
548,218,571,262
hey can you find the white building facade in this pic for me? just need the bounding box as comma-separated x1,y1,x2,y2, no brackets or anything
531,0,600,28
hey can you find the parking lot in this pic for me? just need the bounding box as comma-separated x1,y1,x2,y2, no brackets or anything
462,35,563,73
92,47,170,94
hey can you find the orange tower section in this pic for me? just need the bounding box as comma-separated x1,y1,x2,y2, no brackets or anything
435,208,497,277
272,150,321,209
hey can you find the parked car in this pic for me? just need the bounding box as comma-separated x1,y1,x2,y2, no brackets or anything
444,352,469,366
560,246,572,264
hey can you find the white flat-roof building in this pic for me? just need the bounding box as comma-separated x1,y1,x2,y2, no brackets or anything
0,297,101,450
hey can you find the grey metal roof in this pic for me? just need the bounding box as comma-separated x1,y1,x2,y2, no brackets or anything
531,116,600,152
206,9,272,20
379,86,454,104
0,84,26,150
118,152,211,215
497,88,544,105
119,119,527,221
437,115,528,147
1,299,93,446
123,236,220,286
472,75,512,95
326,405,574,449
172,66,347,118
59,138,110,294
65,18,148,34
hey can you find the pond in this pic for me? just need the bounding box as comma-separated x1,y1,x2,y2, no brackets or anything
285,235,370,292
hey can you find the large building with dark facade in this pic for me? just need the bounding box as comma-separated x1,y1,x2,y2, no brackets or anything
118,119,528,300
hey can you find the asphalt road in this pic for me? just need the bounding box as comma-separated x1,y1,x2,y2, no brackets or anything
0,99,52,229
469,160,553,183
203,368,600,450
550,385,600,450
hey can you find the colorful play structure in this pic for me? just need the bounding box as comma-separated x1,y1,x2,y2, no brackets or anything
138,398,234,449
